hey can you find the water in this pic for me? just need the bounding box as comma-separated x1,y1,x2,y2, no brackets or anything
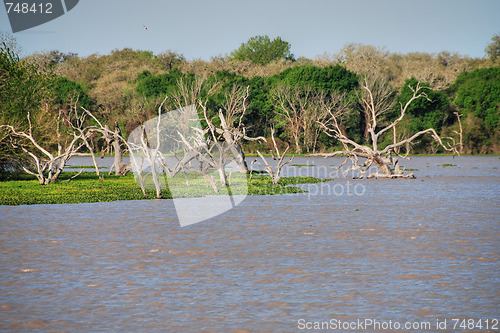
1,156,499,332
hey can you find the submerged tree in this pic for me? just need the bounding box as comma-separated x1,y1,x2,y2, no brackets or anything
1,103,96,184
316,76,458,178
256,128,294,185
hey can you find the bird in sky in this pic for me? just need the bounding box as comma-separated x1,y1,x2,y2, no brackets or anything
143,25,148,30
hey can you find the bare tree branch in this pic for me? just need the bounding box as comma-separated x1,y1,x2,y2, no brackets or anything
256,128,294,184
314,76,458,179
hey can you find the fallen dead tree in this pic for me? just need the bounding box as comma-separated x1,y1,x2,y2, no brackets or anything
315,76,458,179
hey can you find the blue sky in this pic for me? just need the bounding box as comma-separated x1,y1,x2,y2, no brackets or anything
1,0,499,59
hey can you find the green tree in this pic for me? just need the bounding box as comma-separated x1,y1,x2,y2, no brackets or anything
485,34,500,62
135,68,187,99
53,77,92,110
453,67,500,132
210,70,274,137
230,35,294,65
0,42,52,130
277,65,358,93
156,50,186,70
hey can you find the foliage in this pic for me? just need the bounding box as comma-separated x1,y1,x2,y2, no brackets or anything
135,68,186,98
53,76,92,109
448,67,500,152
2,34,498,159
452,67,500,131
398,77,450,132
208,70,273,136
207,65,358,145
24,50,78,75
230,35,294,65
277,65,358,93
0,43,55,171
156,50,186,70
0,43,53,128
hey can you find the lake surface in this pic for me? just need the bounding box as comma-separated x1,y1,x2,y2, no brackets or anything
1,156,499,332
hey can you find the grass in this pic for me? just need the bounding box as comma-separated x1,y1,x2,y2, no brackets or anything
442,163,457,167
0,171,330,206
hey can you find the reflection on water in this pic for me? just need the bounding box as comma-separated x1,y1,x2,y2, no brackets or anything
1,156,499,332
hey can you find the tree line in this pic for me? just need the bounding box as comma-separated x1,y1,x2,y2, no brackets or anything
1,34,499,177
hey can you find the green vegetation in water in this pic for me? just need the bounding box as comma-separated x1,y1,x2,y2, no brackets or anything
403,168,419,172
65,165,109,169
250,170,267,174
0,171,330,206
290,164,315,167
442,164,457,167
248,175,327,196
0,172,157,206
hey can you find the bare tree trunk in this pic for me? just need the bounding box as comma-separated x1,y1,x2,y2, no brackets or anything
454,112,463,154
294,135,301,154
232,144,248,173
256,129,294,185
202,173,218,193
111,123,131,176
372,155,392,177
81,133,100,177
218,167,227,186
150,161,162,199
220,127,248,173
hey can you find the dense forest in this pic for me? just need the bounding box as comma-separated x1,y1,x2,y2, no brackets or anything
1,34,499,176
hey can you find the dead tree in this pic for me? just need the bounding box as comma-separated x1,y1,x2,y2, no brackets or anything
173,130,227,193
129,96,169,199
0,107,90,185
196,102,242,190
148,103,232,194
82,107,151,195
99,124,113,157
256,129,294,184
156,97,263,194
108,122,131,176
271,84,308,154
66,99,101,177
271,84,330,154
216,85,266,172
453,111,464,154
172,79,264,174
316,76,458,179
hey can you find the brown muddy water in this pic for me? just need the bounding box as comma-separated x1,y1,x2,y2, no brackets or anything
1,156,499,332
